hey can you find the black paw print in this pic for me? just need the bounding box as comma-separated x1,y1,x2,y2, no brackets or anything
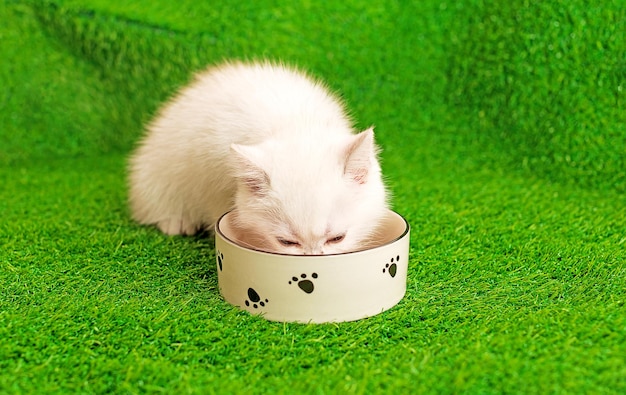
245,287,268,309
289,273,318,294
216,251,224,271
383,255,400,278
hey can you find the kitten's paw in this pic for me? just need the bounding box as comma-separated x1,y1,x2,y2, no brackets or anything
157,218,198,236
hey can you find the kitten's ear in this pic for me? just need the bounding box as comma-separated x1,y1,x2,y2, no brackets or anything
231,144,270,195
343,128,376,185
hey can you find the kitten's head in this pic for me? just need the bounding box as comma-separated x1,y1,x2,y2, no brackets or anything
230,128,388,255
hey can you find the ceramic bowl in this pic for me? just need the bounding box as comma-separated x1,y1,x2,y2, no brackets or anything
214,209,410,323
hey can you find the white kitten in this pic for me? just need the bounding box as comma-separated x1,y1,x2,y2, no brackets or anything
128,61,388,254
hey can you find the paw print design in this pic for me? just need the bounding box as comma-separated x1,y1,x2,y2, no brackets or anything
289,273,318,294
383,255,400,278
216,251,224,271
245,287,268,309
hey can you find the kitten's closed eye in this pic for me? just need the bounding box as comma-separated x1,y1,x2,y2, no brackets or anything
326,233,346,244
277,238,301,247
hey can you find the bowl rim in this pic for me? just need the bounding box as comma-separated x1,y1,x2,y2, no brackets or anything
215,210,410,258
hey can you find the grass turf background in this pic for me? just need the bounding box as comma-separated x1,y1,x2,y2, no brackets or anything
1,0,625,393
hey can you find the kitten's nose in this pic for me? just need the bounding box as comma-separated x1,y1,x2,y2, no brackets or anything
303,247,323,255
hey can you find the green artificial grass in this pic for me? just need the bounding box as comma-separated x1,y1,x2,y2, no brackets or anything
448,0,626,192
0,2,132,164
1,0,625,393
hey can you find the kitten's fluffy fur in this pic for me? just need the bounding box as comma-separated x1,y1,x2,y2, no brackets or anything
129,61,388,254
